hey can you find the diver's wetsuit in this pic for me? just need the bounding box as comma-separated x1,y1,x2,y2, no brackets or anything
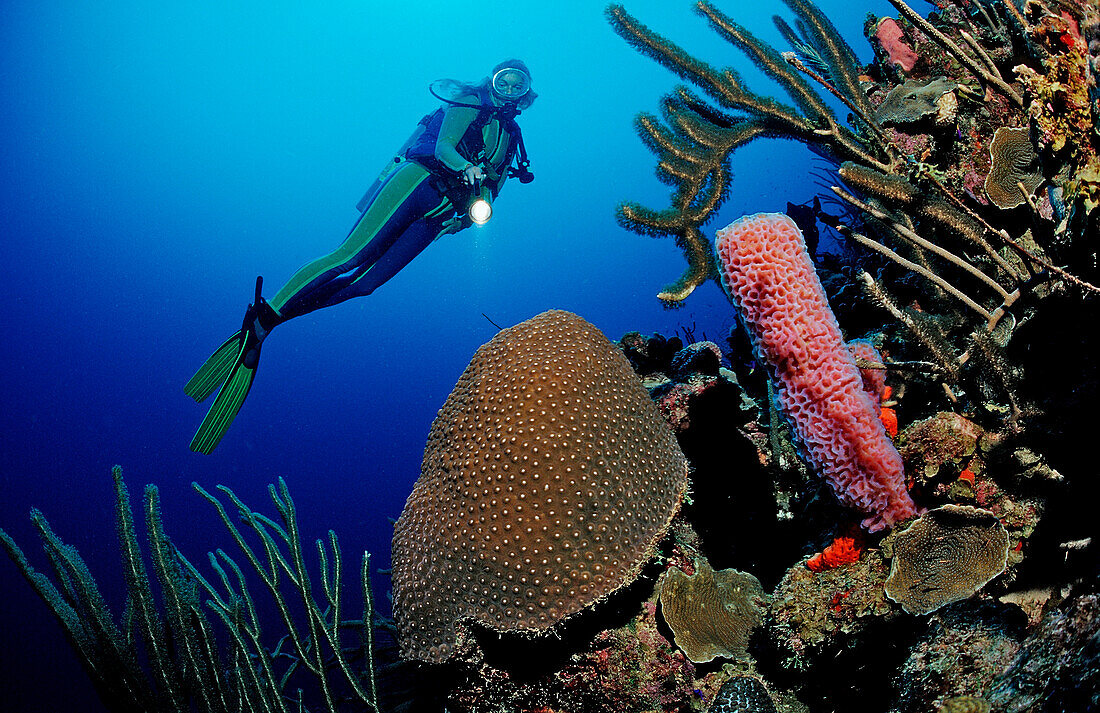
185,76,530,455
269,93,517,320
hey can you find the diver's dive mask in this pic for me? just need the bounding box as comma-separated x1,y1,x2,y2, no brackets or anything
491,67,531,102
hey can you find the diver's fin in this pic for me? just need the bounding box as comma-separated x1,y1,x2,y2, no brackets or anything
188,337,260,454
184,330,244,403
189,277,274,454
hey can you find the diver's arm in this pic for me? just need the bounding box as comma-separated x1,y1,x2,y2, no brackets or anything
435,100,480,173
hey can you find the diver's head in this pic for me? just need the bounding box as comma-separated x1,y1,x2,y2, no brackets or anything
489,59,533,104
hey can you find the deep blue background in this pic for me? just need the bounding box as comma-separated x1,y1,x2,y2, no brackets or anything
1,1,895,709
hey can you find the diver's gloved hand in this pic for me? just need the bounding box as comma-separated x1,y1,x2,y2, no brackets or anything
440,214,468,234
462,163,486,186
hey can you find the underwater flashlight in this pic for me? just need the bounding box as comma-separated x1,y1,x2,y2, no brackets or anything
468,183,492,225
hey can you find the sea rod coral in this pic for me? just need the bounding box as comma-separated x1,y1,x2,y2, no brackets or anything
609,0,1100,428
0,466,380,713
607,0,891,306
715,212,918,531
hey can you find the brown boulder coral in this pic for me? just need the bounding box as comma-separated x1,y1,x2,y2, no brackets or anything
391,310,689,663
885,505,1009,616
658,560,767,663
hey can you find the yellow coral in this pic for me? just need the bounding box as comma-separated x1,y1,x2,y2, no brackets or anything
1014,41,1093,157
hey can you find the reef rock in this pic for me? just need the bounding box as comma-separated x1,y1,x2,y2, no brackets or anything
768,547,897,672
892,601,1027,713
988,593,1100,713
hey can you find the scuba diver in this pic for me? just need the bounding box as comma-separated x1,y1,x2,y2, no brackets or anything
184,60,536,453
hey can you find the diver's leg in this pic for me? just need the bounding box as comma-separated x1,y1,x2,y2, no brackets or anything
270,162,445,320
308,210,456,308
186,161,446,452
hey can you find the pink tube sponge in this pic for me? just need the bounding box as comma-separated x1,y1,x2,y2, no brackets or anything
848,339,887,404
715,213,917,531
874,17,918,74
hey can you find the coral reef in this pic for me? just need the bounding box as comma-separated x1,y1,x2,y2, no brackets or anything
988,592,1100,712
884,505,1010,615
892,601,1027,712
610,0,1100,445
715,211,917,531
0,467,380,713
446,594,700,713
391,310,689,663
658,559,768,663
592,2,1098,704
11,1,1098,712
768,544,897,673
897,411,986,485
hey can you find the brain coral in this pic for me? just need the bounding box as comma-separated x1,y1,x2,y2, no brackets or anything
391,310,689,663
885,505,1009,615
709,676,777,713
658,560,766,663
715,213,918,531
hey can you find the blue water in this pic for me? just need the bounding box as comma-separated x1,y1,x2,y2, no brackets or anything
0,0,896,709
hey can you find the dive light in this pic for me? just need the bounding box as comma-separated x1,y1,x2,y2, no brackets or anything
468,180,492,225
